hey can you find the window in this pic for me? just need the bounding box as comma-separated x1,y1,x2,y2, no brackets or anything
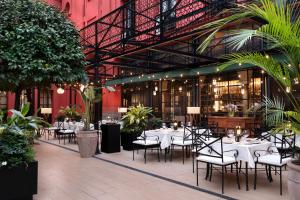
123,1,135,39
0,91,7,109
39,89,52,108
157,0,176,34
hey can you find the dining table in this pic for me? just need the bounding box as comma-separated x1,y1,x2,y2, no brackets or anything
202,137,274,191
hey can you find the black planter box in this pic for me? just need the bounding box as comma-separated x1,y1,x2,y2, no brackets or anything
121,132,140,151
0,161,38,200
101,124,121,153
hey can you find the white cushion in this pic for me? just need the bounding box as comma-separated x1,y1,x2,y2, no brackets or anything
197,155,236,165
275,143,292,149
256,154,291,166
133,140,159,146
172,139,192,146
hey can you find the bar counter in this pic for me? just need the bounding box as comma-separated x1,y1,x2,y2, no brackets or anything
207,116,256,129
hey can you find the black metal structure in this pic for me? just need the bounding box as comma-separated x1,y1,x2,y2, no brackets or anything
79,0,252,81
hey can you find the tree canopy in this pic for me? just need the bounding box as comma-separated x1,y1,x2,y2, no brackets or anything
0,0,86,92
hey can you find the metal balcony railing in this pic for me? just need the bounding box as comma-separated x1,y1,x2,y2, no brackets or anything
80,0,243,60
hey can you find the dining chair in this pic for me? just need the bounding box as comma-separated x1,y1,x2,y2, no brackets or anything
254,136,294,195
170,126,193,164
132,131,161,164
191,126,212,173
196,136,240,194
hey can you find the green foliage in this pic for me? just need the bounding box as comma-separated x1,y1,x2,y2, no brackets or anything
0,103,47,168
198,0,300,135
0,0,86,91
58,106,82,122
0,129,34,168
148,117,162,129
122,104,152,134
79,86,101,130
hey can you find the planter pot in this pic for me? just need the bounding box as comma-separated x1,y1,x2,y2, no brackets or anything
121,132,140,151
288,160,300,200
0,161,38,200
77,130,98,158
101,124,120,153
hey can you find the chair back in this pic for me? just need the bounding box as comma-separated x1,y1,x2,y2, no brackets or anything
196,136,225,163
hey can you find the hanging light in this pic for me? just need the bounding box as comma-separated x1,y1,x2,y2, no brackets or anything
57,87,64,94
212,79,217,85
153,91,157,96
155,86,158,91
241,88,245,94
286,87,291,93
80,84,85,92
179,86,182,92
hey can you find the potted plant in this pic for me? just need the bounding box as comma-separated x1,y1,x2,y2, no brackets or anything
76,85,101,158
121,104,152,150
225,104,238,117
0,103,47,200
148,117,162,130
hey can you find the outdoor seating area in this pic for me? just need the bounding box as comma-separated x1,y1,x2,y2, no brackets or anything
2,0,300,200
37,119,298,199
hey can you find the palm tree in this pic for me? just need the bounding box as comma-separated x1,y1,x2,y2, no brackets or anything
197,0,300,133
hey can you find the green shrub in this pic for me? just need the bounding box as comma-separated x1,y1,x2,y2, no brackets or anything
0,129,34,168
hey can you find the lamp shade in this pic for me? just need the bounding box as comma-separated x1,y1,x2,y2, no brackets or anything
187,107,200,114
41,108,52,114
118,107,128,113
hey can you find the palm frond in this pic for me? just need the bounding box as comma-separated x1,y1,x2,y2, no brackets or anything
219,52,292,88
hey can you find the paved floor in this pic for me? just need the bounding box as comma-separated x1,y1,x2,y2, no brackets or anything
34,138,289,200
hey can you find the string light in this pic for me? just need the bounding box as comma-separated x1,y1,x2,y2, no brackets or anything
57,87,64,94
265,55,269,59
180,74,183,77
239,63,242,66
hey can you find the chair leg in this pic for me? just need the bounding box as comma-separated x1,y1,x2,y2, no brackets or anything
231,164,233,173
182,146,185,164
265,165,269,180
157,147,160,162
239,160,242,173
205,163,209,180
192,152,195,173
209,164,213,181
170,145,173,162
222,166,225,194
144,147,147,164
280,166,282,195
196,161,199,186
236,162,240,190
254,162,257,190
132,144,135,161
268,165,273,182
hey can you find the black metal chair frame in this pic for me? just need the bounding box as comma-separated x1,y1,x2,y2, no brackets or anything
196,136,240,194
192,126,212,173
170,126,194,164
132,131,161,164
254,134,295,195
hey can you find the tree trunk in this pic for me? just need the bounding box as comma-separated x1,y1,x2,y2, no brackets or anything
14,87,22,110
26,88,35,116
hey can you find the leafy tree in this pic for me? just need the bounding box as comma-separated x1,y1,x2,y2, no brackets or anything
0,0,86,111
197,0,300,133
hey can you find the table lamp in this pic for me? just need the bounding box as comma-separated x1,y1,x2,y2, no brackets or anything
41,108,52,123
187,107,200,126
118,107,128,121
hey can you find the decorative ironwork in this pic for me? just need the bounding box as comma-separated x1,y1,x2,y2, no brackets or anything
79,0,254,80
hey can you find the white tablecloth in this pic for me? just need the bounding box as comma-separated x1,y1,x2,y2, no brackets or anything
203,138,273,168
145,128,207,149
53,122,94,134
